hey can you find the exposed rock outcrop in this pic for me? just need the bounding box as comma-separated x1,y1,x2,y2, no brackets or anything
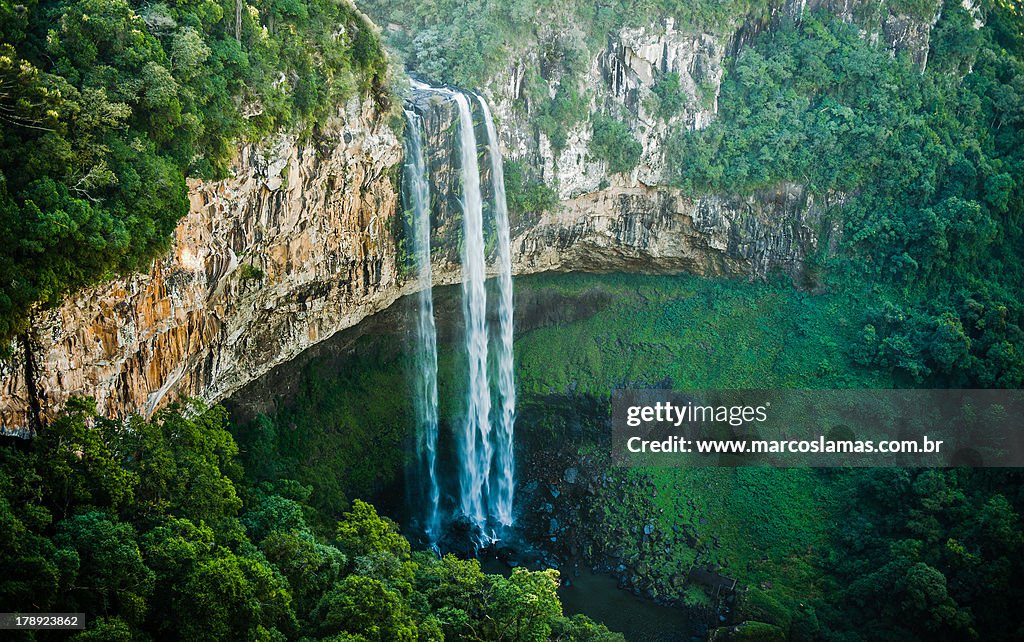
0,2,938,432
1,96,407,431
514,181,836,281
0,149,832,434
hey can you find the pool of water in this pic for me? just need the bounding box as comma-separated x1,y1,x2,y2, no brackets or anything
557,569,702,642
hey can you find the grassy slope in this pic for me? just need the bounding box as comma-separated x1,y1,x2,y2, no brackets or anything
516,273,890,394
234,270,892,612
513,272,893,611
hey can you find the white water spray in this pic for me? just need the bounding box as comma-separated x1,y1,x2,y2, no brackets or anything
477,95,516,528
403,109,441,543
453,92,493,533
405,83,517,545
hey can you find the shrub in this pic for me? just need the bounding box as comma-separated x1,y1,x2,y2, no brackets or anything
590,115,642,174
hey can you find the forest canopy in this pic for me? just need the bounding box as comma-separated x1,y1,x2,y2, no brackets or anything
669,3,1024,388
0,400,623,641
0,0,388,348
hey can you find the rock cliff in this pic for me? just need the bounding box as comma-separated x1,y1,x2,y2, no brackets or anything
0,1,936,432
477,0,940,198
1,96,405,431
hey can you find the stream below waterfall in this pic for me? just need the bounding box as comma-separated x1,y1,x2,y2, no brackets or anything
477,556,702,642
558,569,703,642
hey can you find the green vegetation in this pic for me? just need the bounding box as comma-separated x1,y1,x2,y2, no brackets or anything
515,273,890,395
241,268,1024,640
362,0,780,88
589,115,642,175
532,79,590,153
238,263,265,282
0,399,623,641
650,71,686,119
510,274,1024,641
5,1,1024,641
512,274,875,628
821,468,1024,640
669,5,1024,387
0,0,389,348
233,339,414,521
503,159,558,223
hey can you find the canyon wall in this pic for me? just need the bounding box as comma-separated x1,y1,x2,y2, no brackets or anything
478,0,939,197
1,96,405,432
0,2,937,433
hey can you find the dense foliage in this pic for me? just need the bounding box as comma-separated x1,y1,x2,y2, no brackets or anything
233,341,413,522
0,0,388,347
359,0,867,88
244,272,1024,641
0,400,623,641
589,115,642,175
822,468,1024,641
649,71,686,119
668,3,1024,387
362,0,1024,390
503,159,558,222
4,1,1024,640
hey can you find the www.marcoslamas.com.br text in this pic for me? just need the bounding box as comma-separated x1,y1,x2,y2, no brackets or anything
626,435,945,454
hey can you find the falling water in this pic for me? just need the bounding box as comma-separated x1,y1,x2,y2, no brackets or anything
453,92,493,534
477,95,516,528
405,83,517,545
403,109,441,543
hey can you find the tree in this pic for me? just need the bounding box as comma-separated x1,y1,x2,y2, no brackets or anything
37,398,137,518
896,562,973,635
314,575,420,642
180,551,295,641
54,511,155,625
590,115,642,175
335,500,411,562
484,568,564,642
259,529,347,619
0,0,389,344
651,71,685,119
112,402,242,525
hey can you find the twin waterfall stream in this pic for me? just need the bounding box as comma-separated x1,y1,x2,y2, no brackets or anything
403,83,516,549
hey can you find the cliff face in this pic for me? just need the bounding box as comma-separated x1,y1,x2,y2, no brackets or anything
0,2,936,432
477,0,933,283
513,181,838,281
1,96,405,431
480,0,939,197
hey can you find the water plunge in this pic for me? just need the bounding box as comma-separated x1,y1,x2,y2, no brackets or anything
479,95,516,529
404,84,517,546
403,107,441,543
453,91,493,535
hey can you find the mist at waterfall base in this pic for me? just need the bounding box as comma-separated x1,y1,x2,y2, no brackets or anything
402,83,517,554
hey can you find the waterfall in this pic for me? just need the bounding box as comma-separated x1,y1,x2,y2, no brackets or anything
404,83,516,546
452,91,493,534
478,95,516,528
403,108,441,543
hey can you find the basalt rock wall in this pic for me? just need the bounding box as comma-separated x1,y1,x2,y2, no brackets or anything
0,0,940,432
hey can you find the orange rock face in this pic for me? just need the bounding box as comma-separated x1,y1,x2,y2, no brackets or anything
0,93,832,434
1,97,410,431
